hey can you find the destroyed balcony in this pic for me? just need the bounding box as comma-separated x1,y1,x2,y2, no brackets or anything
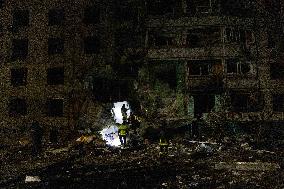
146,16,254,28
147,47,222,59
147,45,253,59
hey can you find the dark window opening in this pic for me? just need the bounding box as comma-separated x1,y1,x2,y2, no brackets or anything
13,10,29,28
148,32,175,47
0,0,4,8
48,38,64,55
46,99,63,117
84,37,100,54
270,63,284,79
147,0,175,16
11,68,27,86
245,30,254,44
149,61,177,90
267,32,276,48
9,98,27,116
186,0,213,15
220,0,252,17
226,59,252,75
226,59,238,74
225,28,240,43
187,27,221,48
47,67,64,85
188,60,220,76
193,94,215,116
273,95,284,112
115,3,137,21
12,39,28,60
48,9,64,26
231,92,263,112
240,63,250,74
116,30,142,48
83,6,100,24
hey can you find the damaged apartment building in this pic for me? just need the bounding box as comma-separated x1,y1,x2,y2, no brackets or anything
142,0,284,123
0,0,283,135
0,0,114,133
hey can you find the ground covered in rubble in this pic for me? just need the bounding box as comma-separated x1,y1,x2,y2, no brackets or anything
0,137,283,189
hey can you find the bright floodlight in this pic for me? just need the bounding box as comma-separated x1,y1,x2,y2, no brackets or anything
100,125,121,147
111,101,131,124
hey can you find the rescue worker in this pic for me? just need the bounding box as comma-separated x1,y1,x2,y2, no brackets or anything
128,112,140,132
121,104,128,120
191,114,201,140
118,120,129,147
159,123,169,156
31,121,43,156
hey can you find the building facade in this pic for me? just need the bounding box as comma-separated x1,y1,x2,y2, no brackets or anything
0,0,283,138
0,0,114,135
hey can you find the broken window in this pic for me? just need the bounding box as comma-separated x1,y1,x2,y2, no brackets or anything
188,60,221,76
11,68,27,86
230,92,263,112
147,0,175,16
187,27,221,48
226,59,252,75
47,67,64,85
270,62,284,79
46,99,63,117
84,37,100,54
12,39,28,60
83,6,100,24
48,38,64,55
148,31,175,47
48,9,64,26
273,95,284,112
225,27,240,43
9,98,27,116
13,10,29,28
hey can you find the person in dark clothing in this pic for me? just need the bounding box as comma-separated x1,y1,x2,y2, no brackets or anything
121,104,128,120
191,114,201,140
31,121,43,156
128,112,140,132
49,127,58,144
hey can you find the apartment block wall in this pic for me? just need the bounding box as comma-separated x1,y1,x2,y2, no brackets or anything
0,0,113,133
